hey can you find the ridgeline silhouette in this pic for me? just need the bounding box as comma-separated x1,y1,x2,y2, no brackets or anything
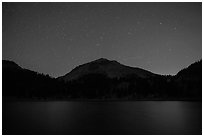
2,59,202,100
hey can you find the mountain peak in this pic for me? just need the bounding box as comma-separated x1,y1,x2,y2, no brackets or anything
59,58,154,82
92,58,120,64
93,58,110,62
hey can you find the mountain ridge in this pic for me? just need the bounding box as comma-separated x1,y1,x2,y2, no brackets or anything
2,59,202,100
58,58,156,82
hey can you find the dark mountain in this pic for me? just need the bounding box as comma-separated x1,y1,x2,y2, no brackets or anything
58,58,155,82
174,60,202,99
176,60,201,80
2,59,202,100
2,60,64,98
57,58,201,100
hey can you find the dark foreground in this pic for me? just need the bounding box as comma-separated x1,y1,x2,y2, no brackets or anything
2,101,202,135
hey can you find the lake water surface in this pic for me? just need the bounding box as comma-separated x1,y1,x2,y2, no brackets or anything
3,101,202,135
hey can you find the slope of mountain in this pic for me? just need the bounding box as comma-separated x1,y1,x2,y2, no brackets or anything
58,58,155,82
2,60,63,98
3,60,22,70
176,60,201,81
174,60,202,99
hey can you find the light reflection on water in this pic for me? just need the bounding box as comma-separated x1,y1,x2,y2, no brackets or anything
3,101,202,135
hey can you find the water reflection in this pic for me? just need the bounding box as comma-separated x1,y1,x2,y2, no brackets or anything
3,101,202,135
143,102,199,134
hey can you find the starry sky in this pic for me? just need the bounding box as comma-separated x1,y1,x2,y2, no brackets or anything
3,2,202,77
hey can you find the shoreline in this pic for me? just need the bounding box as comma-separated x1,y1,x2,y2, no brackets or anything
3,96,202,102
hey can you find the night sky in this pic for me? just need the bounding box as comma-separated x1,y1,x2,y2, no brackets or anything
3,2,202,77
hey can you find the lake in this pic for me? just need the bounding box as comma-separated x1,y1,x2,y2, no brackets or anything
2,101,202,135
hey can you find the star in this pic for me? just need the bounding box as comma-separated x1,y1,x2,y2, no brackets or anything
38,24,42,29
96,43,100,47
62,33,67,39
115,16,121,20
59,10,64,15
84,17,88,22
99,36,104,40
127,32,133,35
69,38,73,42
85,33,89,37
